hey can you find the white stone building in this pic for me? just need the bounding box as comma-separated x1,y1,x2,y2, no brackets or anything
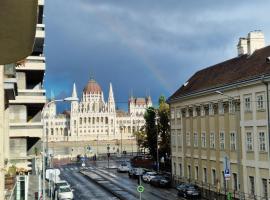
44,78,152,142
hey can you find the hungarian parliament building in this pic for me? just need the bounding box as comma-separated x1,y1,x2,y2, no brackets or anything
43,78,152,142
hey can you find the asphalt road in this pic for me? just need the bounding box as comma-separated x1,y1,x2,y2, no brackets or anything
59,163,118,200
57,160,187,200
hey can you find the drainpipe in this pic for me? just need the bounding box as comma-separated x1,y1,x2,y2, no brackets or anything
262,76,270,159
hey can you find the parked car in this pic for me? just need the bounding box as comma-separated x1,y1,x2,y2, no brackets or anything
142,171,157,183
149,175,171,187
128,168,144,178
117,163,130,173
176,183,200,199
57,186,74,200
53,180,70,198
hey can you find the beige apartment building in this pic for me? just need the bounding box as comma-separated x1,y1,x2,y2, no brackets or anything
168,31,270,199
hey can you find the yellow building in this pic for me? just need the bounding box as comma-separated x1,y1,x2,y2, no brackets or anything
168,31,270,199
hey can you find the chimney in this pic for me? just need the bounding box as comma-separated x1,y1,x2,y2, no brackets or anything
247,30,265,55
237,37,248,56
237,31,265,56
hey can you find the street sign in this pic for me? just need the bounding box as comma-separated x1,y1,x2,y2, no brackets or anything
223,156,231,180
137,185,144,193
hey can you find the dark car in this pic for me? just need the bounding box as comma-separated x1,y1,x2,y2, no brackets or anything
149,175,171,187
128,168,144,178
176,183,200,199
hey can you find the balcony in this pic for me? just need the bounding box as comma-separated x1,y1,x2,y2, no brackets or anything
9,89,46,104
4,64,17,100
36,24,45,38
38,0,44,6
9,122,43,138
16,56,45,71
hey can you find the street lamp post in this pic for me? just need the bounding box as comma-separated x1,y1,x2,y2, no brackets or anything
41,96,78,200
215,91,242,200
148,107,159,172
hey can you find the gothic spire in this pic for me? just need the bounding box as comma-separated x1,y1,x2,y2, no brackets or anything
72,82,78,99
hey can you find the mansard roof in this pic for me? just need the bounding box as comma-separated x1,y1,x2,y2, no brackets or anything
168,45,270,102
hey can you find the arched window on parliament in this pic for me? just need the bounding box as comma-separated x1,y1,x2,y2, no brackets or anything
80,117,82,125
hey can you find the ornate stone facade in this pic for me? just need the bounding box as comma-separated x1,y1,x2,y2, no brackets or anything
44,78,152,142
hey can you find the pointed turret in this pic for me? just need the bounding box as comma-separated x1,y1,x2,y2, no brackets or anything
71,83,78,113
72,83,78,99
108,82,115,113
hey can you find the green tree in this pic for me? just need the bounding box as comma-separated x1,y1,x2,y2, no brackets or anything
133,128,147,153
158,95,171,159
144,106,158,161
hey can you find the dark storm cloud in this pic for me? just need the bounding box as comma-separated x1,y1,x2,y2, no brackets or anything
44,0,270,111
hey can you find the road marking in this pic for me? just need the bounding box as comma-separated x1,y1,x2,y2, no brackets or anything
70,167,74,170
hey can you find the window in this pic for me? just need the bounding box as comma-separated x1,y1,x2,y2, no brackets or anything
230,132,236,150
249,176,255,195
212,169,216,185
220,132,225,150
244,95,251,112
193,107,197,117
210,132,215,149
176,109,181,118
179,163,182,177
218,101,224,114
186,132,190,146
229,100,235,113
80,117,82,125
194,132,198,147
209,103,214,115
259,131,266,151
233,173,238,191
195,166,199,180
203,168,207,183
185,108,189,117
256,94,264,110
51,128,54,135
171,109,175,119
200,105,205,116
188,165,191,179
246,132,253,151
173,162,176,175
262,178,268,198
201,132,206,148
177,133,182,147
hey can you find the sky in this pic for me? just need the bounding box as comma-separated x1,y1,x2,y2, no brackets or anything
44,0,270,112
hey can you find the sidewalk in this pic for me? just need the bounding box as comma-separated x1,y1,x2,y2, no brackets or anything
28,174,49,200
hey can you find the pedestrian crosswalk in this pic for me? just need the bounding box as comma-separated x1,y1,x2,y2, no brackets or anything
59,166,94,171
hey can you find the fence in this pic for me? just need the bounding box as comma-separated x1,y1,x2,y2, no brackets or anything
172,176,268,200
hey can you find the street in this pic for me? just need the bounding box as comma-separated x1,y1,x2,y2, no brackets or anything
56,160,189,200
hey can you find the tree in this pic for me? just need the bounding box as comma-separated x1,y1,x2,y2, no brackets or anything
133,128,147,153
158,95,171,159
144,106,158,161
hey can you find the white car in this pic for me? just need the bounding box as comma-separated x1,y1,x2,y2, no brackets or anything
142,172,158,183
117,163,129,172
57,186,74,200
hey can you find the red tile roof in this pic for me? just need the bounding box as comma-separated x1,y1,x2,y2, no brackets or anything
168,45,270,102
